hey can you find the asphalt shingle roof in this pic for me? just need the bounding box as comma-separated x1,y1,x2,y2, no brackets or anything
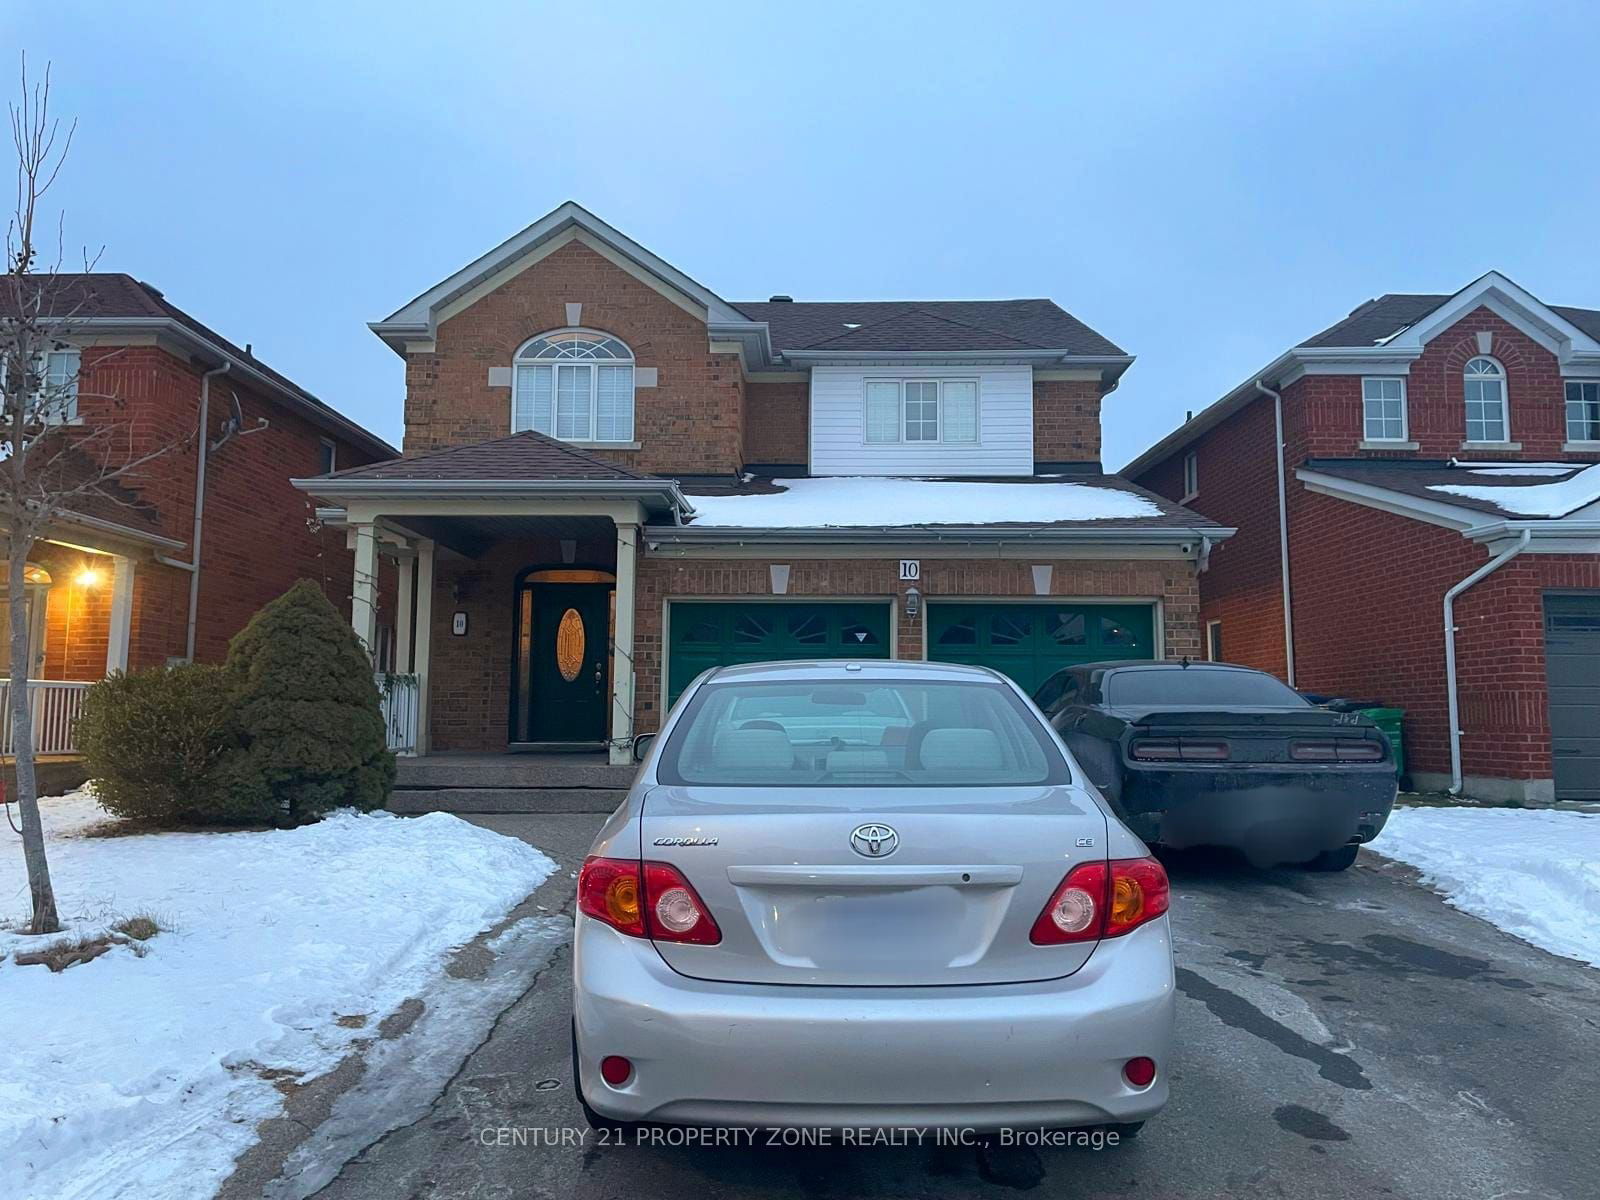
1301,459,1599,520
732,299,1127,356
314,430,658,483
1300,293,1600,349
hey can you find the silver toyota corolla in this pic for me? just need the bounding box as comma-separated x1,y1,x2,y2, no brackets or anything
571,660,1175,1133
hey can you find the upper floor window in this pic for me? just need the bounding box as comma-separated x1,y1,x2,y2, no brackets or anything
1566,380,1600,443
318,438,337,474
512,332,635,443
1182,450,1198,501
1463,356,1507,443
864,378,978,445
0,347,80,424
1361,377,1407,442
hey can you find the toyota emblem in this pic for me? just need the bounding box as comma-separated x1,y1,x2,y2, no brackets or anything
850,823,899,858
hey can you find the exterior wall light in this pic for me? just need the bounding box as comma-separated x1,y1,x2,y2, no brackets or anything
75,566,102,588
904,586,921,619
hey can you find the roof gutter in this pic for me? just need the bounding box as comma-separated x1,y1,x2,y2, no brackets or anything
649,523,1234,546
1444,528,1531,796
291,475,694,517
1254,379,1296,687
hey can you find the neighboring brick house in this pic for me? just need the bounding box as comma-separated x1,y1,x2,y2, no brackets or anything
1125,272,1600,804
4,275,396,724
299,202,1228,764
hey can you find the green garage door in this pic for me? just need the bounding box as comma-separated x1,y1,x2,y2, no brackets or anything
928,602,1156,694
667,602,892,704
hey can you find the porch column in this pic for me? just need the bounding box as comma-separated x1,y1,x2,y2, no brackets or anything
351,520,379,655
105,555,135,675
395,554,414,673
609,522,638,765
413,538,435,756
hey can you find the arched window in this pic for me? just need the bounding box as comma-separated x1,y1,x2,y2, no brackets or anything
512,332,635,443
1463,356,1508,443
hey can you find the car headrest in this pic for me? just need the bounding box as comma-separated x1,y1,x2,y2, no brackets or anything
711,727,794,772
918,727,1003,772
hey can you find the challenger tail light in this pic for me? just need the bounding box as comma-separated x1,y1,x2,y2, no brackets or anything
1030,856,1170,944
1130,738,1230,762
1290,739,1385,762
578,856,722,944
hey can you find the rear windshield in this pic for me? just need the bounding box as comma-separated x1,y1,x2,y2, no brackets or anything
657,678,1069,788
1106,668,1308,707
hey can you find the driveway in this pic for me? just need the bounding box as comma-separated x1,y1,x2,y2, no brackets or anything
307,815,1598,1200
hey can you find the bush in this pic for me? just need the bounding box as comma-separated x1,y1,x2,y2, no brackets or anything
222,579,395,823
77,665,261,824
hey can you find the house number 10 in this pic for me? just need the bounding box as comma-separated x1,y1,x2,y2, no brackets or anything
899,560,920,581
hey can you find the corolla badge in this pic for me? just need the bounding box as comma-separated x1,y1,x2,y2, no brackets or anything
653,836,718,847
850,823,899,858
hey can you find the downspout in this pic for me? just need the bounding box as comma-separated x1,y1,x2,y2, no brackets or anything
1444,529,1531,795
1254,380,1295,685
160,360,230,662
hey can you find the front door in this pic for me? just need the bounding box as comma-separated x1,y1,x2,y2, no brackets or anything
523,582,611,744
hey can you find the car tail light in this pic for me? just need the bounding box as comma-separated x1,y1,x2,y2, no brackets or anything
643,861,722,944
1123,1056,1157,1088
1131,738,1230,762
1031,857,1169,944
578,856,721,945
600,1055,633,1086
1291,739,1385,762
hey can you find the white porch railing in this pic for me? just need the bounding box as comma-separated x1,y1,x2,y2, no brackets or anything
376,672,420,755
0,679,93,756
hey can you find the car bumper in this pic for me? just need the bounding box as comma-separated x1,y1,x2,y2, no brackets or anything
572,914,1175,1131
1120,768,1397,857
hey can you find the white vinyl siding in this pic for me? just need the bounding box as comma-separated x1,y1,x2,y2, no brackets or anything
811,366,1032,475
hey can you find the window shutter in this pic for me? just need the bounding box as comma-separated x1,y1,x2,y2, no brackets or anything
942,380,977,442
596,365,634,442
514,365,554,434
865,381,900,443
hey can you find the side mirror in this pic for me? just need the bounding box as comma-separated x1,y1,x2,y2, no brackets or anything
632,732,657,762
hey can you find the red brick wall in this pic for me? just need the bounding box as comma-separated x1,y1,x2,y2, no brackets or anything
1033,378,1102,464
630,556,1201,735
743,380,808,467
70,344,392,669
404,240,746,476
1137,393,1288,676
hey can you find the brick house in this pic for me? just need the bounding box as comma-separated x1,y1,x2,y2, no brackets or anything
1125,272,1600,803
4,275,396,748
298,202,1228,764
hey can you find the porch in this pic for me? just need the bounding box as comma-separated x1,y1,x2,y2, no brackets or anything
386,750,635,813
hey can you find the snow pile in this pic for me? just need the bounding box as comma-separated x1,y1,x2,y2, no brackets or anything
1372,806,1600,967
686,476,1163,528
0,790,557,1200
1429,462,1600,517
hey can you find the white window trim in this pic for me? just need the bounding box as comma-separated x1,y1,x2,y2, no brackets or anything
510,330,636,444
1206,618,1222,662
1360,376,1409,443
860,377,981,446
319,437,337,474
1564,379,1600,445
1462,355,1510,445
1181,450,1198,503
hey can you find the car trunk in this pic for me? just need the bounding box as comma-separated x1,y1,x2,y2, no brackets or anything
1115,706,1389,765
639,784,1109,987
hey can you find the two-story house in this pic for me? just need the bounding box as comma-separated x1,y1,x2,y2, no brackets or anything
5,274,396,754
1126,272,1600,804
299,202,1229,765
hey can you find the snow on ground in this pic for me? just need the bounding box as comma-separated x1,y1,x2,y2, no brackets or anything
686,476,1162,528
1372,806,1600,967
0,790,557,1200
1429,461,1600,516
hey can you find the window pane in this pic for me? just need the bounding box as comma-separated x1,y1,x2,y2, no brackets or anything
1567,381,1600,441
555,364,591,440
904,381,938,442
1465,378,1505,442
514,365,554,434
595,365,634,442
943,380,977,442
865,381,900,443
43,350,80,422
1050,612,1086,645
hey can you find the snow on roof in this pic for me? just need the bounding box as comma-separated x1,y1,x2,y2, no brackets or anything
684,476,1164,528
1429,462,1600,517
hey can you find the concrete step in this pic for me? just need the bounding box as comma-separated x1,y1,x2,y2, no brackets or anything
395,757,637,790
389,787,627,815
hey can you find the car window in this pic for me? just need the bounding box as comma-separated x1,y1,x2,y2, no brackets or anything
1106,668,1309,707
659,679,1070,789
1032,670,1071,713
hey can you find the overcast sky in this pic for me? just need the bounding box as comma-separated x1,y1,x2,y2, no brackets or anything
7,2,1598,469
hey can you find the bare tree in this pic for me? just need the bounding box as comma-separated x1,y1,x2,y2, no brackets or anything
3,58,190,934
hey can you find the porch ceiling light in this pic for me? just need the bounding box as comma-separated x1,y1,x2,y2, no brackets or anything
75,566,103,588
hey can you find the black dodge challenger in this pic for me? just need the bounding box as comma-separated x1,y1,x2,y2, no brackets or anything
1033,661,1397,870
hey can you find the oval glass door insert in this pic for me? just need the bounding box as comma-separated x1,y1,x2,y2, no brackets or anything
555,608,586,682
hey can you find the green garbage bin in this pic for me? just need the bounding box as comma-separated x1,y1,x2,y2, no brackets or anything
1357,707,1405,780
